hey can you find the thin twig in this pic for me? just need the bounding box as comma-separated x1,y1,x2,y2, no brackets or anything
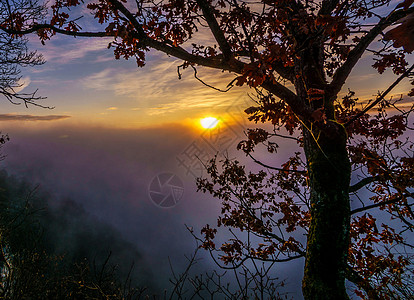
345,64,414,127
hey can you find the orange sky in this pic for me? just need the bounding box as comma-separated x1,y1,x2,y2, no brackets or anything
0,31,412,131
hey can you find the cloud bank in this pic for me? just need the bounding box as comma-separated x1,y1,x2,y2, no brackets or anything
0,114,71,121
0,122,307,297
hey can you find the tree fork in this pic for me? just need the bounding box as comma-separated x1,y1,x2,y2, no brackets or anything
302,122,351,300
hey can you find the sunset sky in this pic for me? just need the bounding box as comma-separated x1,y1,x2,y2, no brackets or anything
2,34,252,129
0,22,412,130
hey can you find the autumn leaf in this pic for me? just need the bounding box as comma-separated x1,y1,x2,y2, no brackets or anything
383,13,414,53
395,0,414,10
311,108,326,123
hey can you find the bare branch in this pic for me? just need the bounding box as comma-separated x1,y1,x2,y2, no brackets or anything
350,196,405,215
248,153,307,174
345,64,414,126
349,176,381,193
0,24,110,37
245,253,304,263
189,65,235,92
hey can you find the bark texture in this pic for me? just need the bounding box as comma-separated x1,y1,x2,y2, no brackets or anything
302,122,351,300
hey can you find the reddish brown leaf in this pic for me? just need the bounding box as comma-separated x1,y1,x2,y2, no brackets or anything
384,13,414,53
311,108,326,123
395,0,414,10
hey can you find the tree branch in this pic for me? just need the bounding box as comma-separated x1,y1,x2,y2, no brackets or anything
246,253,304,263
0,23,111,37
349,176,380,193
271,60,295,82
329,7,414,100
0,0,245,73
248,153,307,174
350,196,404,215
318,0,341,16
345,265,381,300
106,0,246,73
345,64,414,127
3,0,307,119
196,0,233,61
261,79,313,121
186,64,235,92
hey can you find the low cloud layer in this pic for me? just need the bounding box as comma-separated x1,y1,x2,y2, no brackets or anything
0,114,70,121
0,123,304,298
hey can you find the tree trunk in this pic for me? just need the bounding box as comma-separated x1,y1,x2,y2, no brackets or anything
302,121,351,300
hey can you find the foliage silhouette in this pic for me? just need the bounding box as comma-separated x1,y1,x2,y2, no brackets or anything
0,0,46,107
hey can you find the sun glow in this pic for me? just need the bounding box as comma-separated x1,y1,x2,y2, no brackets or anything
200,117,219,129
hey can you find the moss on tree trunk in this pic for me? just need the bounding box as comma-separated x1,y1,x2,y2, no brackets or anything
302,122,351,300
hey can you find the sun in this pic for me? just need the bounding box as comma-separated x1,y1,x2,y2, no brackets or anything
200,117,219,129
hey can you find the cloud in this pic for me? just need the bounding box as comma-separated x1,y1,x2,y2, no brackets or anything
32,36,113,65
81,53,250,118
12,76,32,93
0,114,71,121
106,106,118,110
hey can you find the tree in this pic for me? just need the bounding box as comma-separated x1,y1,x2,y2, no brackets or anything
1,0,414,298
0,0,46,107
0,171,147,299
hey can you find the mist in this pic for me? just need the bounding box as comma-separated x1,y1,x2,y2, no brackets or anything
0,121,305,298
